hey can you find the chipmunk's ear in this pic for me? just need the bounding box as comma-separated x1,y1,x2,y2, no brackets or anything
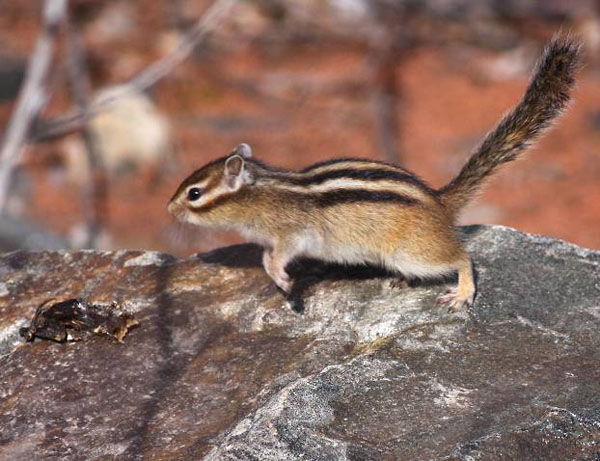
224,154,252,189
233,143,253,159
225,154,244,176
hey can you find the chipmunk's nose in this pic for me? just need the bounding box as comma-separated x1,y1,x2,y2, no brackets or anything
167,200,181,217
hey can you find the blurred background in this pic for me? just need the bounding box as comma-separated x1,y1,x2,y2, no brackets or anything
0,0,599,256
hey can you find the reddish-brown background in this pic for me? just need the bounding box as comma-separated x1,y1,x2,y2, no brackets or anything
1,1,599,255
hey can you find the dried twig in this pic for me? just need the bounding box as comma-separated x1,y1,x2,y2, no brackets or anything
31,0,237,143
131,0,237,90
64,9,108,248
0,0,67,212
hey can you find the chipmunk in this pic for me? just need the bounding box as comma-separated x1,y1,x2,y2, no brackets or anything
168,36,580,311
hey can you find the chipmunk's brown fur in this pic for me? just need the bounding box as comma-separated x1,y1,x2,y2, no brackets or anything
168,36,580,311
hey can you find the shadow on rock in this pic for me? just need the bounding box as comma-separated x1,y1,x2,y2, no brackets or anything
196,236,477,313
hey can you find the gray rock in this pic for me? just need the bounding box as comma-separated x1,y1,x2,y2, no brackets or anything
0,225,599,460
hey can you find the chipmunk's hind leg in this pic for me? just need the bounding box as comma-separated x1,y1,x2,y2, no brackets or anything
436,258,475,312
388,234,475,312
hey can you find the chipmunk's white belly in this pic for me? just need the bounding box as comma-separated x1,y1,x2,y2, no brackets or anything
238,223,453,278
298,228,455,278
300,230,383,267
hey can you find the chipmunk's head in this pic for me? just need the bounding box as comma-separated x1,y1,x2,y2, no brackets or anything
168,143,255,227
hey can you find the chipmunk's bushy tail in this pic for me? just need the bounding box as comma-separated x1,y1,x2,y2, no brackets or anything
438,36,581,218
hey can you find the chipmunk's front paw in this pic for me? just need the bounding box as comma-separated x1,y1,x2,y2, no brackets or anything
274,272,293,294
263,249,293,293
436,287,474,313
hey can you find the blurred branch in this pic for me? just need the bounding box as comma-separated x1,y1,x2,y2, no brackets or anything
130,0,237,90
370,35,402,165
31,0,237,143
0,0,67,212
65,9,107,248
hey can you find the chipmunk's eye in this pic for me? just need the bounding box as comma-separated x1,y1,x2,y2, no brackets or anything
187,187,202,202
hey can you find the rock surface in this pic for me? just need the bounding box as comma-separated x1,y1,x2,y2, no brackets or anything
0,225,599,460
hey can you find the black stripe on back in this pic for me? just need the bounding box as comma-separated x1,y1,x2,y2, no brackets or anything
191,187,418,213
312,189,418,207
288,168,432,192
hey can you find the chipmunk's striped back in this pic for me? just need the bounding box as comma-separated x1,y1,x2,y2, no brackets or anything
248,157,438,208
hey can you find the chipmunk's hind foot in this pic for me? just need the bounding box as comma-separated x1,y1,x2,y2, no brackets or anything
436,258,475,313
436,287,474,313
